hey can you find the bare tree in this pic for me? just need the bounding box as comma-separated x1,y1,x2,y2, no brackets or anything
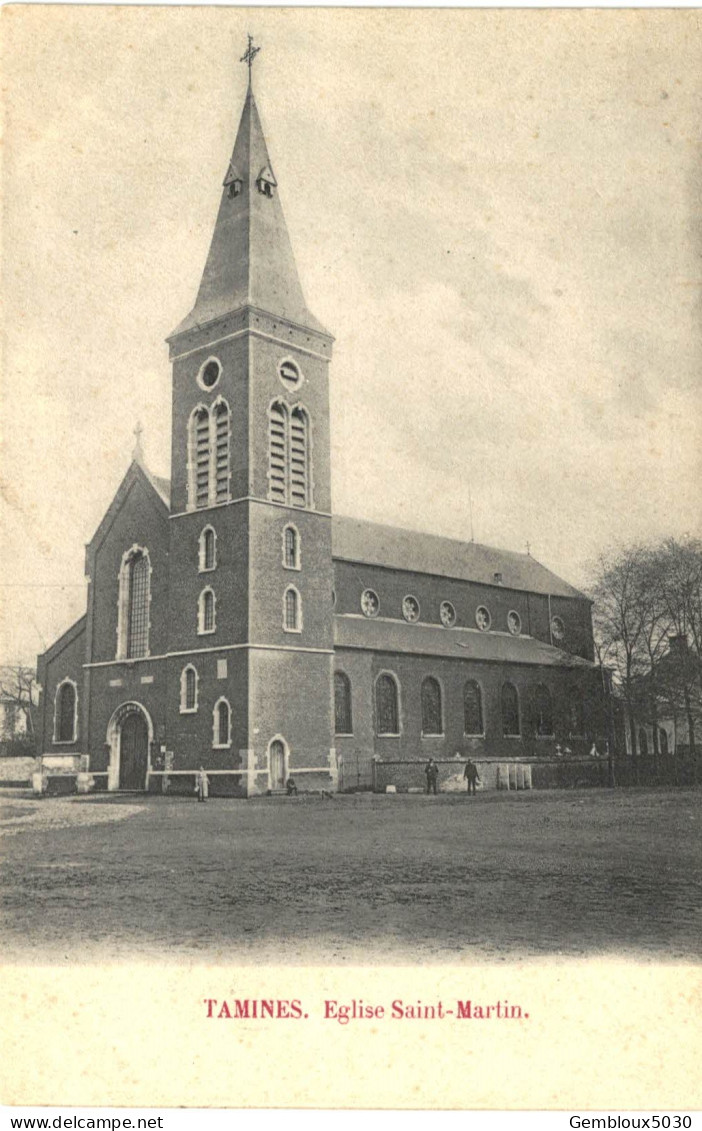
0,664,38,740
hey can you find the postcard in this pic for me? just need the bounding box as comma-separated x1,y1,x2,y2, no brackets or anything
1,6,701,1111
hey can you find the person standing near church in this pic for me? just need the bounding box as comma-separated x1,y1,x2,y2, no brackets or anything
463,759,480,796
196,766,210,803
425,758,439,795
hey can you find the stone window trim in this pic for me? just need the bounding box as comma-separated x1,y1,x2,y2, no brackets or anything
186,398,232,511
361,589,380,618
52,677,78,744
439,600,457,628
116,545,152,661
507,610,522,636
179,664,199,714
212,696,232,749
198,525,217,573
402,594,421,623
475,605,492,632
282,523,301,571
196,355,223,393
463,679,485,737
277,356,304,391
374,669,402,737
283,584,303,634
198,586,217,635
420,674,444,737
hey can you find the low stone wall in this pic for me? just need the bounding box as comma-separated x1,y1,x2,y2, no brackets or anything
0,757,36,785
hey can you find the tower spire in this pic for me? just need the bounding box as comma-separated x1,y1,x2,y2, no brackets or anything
170,44,329,340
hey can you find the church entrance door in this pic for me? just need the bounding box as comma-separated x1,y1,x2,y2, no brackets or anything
119,711,149,790
269,739,286,791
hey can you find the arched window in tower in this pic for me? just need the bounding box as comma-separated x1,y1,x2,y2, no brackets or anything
334,671,353,735
375,673,400,736
188,406,211,509
289,406,310,508
126,550,150,658
501,682,520,737
199,526,217,572
198,587,216,635
463,680,484,736
54,679,77,743
212,399,231,503
421,677,443,735
180,665,198,713
283,585,301,632
268,400,288,503
213,697,231,748
282,524,300,570
534,684,554,737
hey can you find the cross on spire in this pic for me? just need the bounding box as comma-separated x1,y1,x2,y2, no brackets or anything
240,35,261,82
132,421,144,463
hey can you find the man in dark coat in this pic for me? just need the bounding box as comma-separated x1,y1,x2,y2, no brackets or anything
463,759,480,796
425,758,439,795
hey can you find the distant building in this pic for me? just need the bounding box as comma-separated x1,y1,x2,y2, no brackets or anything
36,56,607,795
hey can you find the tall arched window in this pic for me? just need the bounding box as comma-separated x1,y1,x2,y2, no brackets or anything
421,677,443,735
54,679,77,743
464,680,483,736
268,400,313,509
180,665,198,713
116,546,151,659
376,673,400,736
289,407,310,508
268,400,288,504
283,524,300,570
659,728,669,756
212,399,231,503
283,586,301,632
334,671,353,735
198,587,216,634
638,728,649,756
568,689,585,736
188,406,211,509
213,697,231,748
199,526,216,572
127,552,150,658
501,682,520,737
534,684,554,737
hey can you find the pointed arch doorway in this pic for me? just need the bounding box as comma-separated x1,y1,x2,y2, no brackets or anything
106,702,153,791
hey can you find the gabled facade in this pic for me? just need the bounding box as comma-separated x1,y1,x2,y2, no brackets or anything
36,59,606,796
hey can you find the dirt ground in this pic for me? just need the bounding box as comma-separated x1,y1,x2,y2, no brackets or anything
1,787,700,964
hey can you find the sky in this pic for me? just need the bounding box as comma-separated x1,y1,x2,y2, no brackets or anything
2,7,701,665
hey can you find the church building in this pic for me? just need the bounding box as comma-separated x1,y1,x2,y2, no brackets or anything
36,53,607,796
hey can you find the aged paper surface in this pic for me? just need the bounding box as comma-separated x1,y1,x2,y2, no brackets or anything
1,5,701,1110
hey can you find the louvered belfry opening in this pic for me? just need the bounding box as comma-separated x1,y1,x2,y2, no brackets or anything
194,408,210,508
268,401,311,508
213,401,230,503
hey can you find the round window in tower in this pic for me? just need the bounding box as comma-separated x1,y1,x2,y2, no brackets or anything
551,616,565,641
475,606,491,632
440,600,456,628
278,358,303,391
402,595,420,623
361,589,380,618
507,610,522,636
197,357,222,391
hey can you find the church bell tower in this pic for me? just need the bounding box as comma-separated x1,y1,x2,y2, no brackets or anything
165,41,336,794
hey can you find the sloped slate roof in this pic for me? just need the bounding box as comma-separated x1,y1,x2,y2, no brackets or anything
335,615,596,668
331,515,587,600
